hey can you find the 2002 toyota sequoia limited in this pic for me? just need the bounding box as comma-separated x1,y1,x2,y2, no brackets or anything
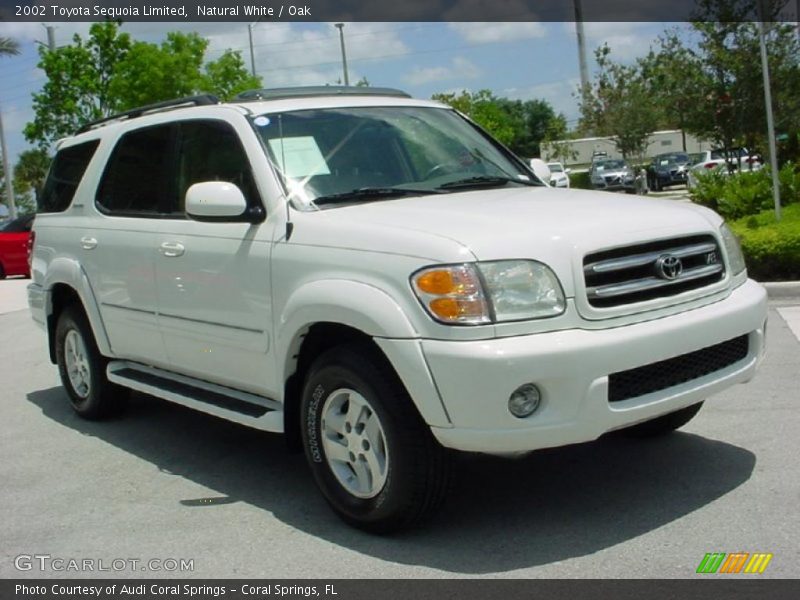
28,87,768,532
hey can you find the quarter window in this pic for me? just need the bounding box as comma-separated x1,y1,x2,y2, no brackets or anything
39,140,99,213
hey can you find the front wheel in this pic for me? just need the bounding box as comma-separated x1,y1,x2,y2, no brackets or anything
620,402,704,437
301,344,451,533
55,305,127,419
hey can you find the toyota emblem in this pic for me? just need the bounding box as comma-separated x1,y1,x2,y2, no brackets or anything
656,254,683,280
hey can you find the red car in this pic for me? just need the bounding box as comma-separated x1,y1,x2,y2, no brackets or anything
0,213,34,279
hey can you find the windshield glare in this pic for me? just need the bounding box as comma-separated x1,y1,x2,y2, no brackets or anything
252,106,536,207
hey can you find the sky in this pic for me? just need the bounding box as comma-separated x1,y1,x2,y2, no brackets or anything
0,21,681,162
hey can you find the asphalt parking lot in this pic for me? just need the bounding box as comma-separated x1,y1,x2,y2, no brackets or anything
1,277,798,579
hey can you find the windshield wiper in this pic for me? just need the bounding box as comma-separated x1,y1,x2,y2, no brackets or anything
312,186,441,206
437,175,541,190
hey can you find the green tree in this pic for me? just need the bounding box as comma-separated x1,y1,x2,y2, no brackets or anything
14,149,51,205
647,0,800,162
24,22,132,148
1,162,36,215
202,50,261,101
542,114,578,165
494,98,563,158
110,32,208,108
25,23,262,148
579,44,661,161
432,89,517,146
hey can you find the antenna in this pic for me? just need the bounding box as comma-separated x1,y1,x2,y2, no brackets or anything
278,114,294,240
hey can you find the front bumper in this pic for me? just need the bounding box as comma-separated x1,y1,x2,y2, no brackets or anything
420,279,767,455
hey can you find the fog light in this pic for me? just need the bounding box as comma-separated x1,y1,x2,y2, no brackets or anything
508,384,541,418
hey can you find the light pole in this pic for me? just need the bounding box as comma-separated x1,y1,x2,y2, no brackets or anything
0,109,15,219
248,19,266,77
758,1,781,221
573,0,589,102
334,23,350,86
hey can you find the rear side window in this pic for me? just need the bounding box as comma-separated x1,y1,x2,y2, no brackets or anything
96,124,177,216
38,140,99,213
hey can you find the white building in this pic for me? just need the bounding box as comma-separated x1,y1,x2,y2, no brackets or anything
542,130,713,166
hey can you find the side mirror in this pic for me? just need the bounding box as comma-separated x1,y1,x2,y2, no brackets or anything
186,182,248,221
564,168,572,174
528,158,552,183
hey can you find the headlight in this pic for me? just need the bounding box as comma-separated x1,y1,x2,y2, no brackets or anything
411,261,566,325
720,223,746,276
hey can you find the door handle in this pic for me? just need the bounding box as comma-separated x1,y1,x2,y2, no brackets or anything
80,237,98,250
159,242,185,257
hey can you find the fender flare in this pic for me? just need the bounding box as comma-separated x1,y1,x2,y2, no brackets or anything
43,257,113,358
278,279,418,378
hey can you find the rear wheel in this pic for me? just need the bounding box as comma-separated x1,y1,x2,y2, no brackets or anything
301,343,451,533
621,402,703,437
0,263,5,279
55,305,127,419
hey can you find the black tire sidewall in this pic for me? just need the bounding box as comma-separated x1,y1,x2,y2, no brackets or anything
301,350,424,529
55,306,111,417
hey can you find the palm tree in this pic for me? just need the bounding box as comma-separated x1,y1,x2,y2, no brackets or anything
0,37,20,56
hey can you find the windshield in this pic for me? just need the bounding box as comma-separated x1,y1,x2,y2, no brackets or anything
655,153,689,166
547,163,564,172
251,106,539,208
594,160,626,171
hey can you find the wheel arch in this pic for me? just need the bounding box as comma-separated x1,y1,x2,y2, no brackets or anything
44,259,112,364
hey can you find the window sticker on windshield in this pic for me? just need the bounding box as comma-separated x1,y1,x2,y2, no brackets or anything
268,136,331,178
253,116,271,127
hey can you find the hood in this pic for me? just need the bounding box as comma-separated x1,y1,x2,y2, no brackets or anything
294,186,721,296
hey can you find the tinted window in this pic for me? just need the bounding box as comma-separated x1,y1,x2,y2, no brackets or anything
96,124,177,216
176,120,259,214
38,141,98,213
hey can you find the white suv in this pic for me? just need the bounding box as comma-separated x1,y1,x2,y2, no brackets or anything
28,87,767,532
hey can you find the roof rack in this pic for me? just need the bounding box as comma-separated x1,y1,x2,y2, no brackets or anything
75,94,220,134
234,86,411,102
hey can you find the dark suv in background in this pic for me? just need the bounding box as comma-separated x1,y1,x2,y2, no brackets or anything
647,152,692,191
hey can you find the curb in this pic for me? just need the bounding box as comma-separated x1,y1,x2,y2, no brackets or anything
762,281,800,298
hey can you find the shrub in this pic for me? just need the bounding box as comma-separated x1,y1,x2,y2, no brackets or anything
730,203,800,280
570,170,591,189
690,162,800,220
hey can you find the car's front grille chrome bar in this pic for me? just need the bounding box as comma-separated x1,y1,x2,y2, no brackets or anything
583,235,725,308
587,264,723,299
584,242,717,275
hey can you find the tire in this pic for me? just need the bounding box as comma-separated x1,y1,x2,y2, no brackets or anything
620,402,703,437
0,263,5,279
301,343,452,533
55,304,127,419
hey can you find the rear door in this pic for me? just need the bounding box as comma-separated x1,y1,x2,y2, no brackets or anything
82,123,177,366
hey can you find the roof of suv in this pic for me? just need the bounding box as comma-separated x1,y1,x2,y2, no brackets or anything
73,86,433,138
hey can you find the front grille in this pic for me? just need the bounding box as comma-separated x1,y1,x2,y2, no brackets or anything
608,335,749,403
583,235,725,308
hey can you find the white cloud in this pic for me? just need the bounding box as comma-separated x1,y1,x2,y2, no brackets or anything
503,77,582,121
204,22,409,87
403,57,481,86
573,22,657,63
448,22,547,44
